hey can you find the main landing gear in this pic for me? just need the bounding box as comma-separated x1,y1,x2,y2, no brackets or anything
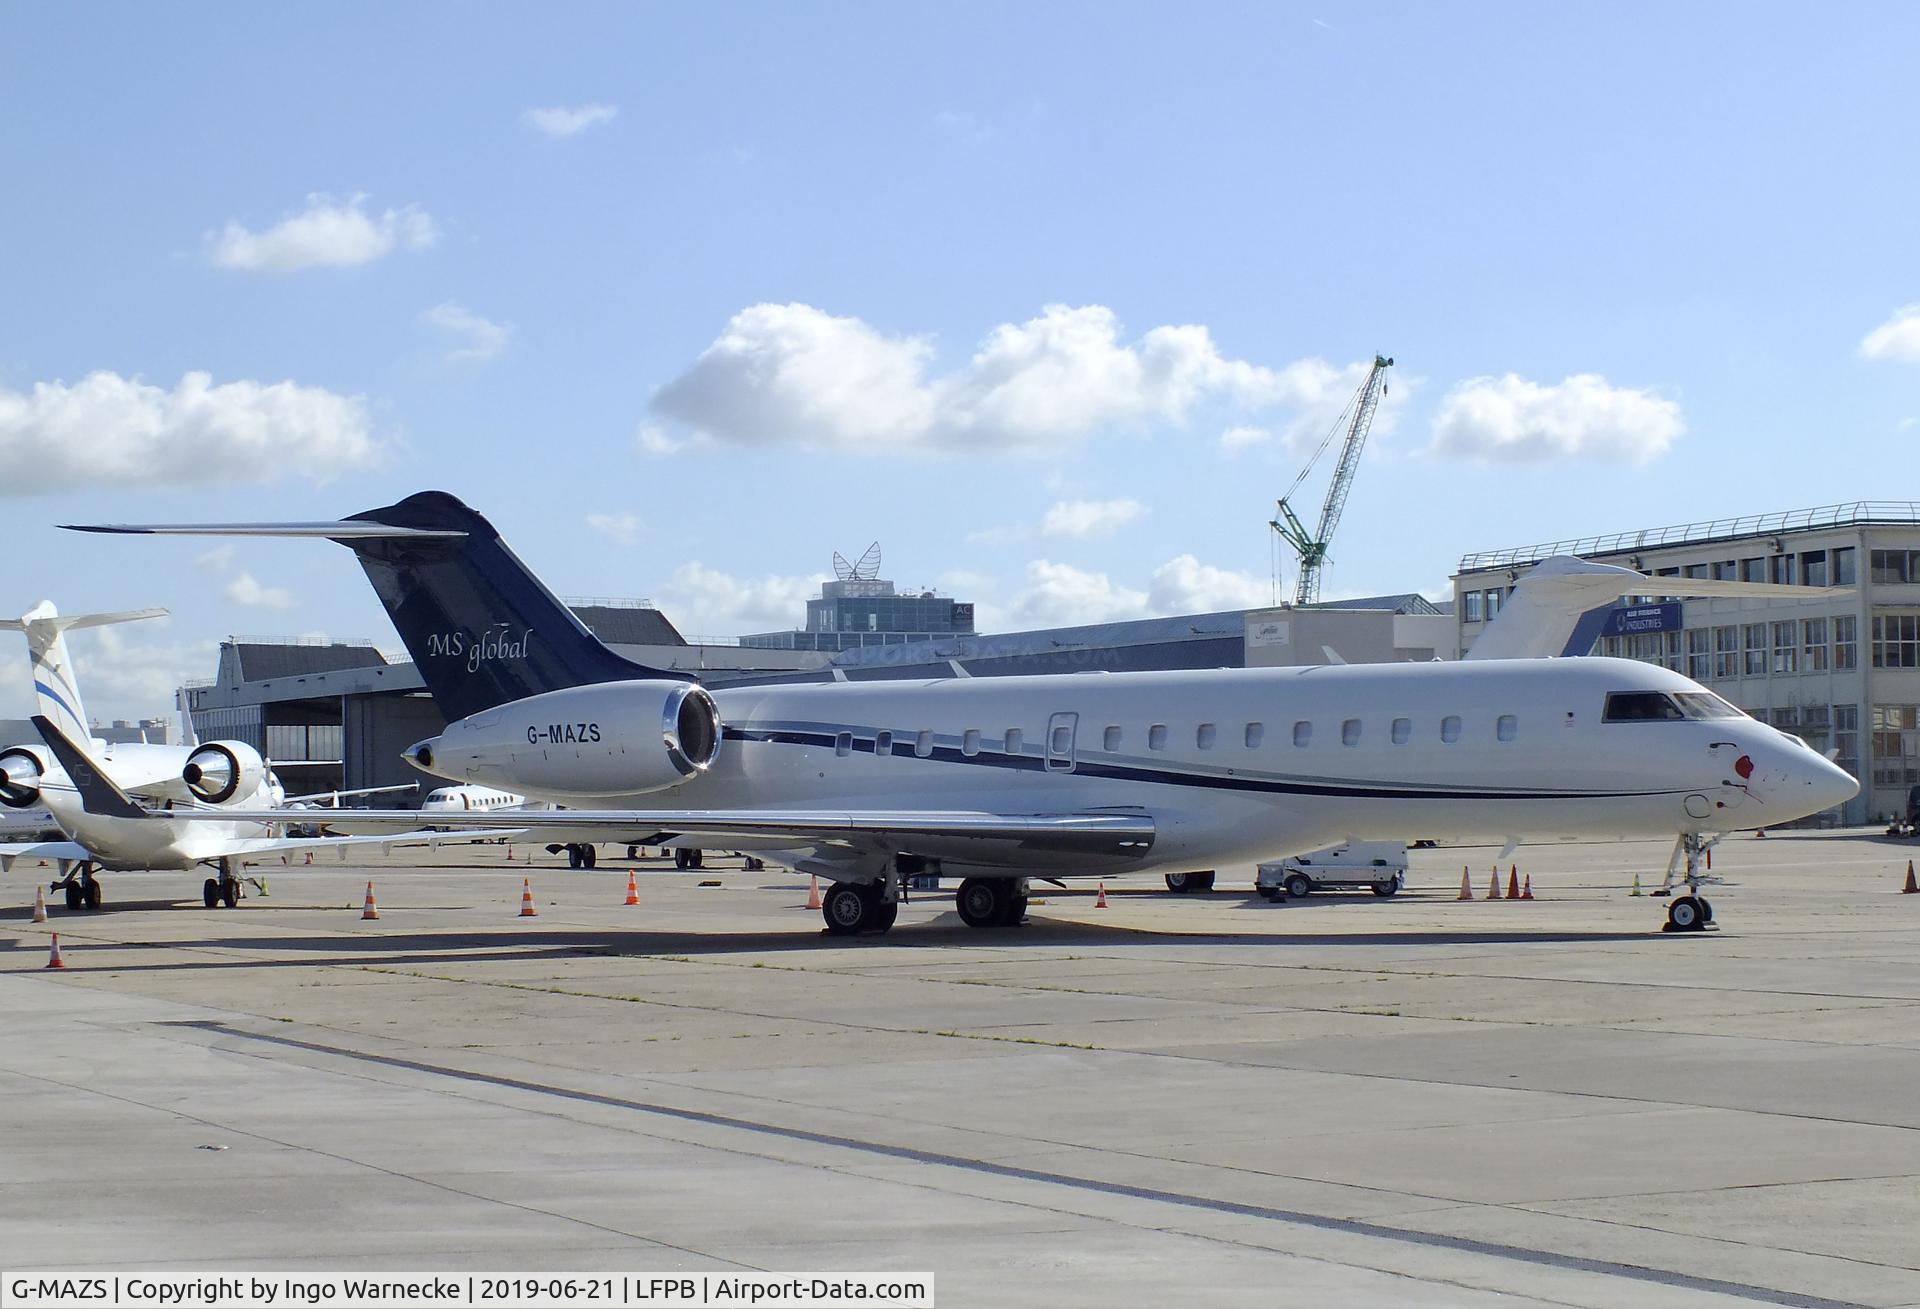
53,861,104,911
956,877,1028,928
200,857,243,909
1659,834,1717,934
564,843,597,869
821,875,900,936
1163,870,1216,894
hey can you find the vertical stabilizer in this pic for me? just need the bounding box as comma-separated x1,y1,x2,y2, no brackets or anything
0,603,168,744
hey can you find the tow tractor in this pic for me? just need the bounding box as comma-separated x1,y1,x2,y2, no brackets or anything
1257,840,1408,900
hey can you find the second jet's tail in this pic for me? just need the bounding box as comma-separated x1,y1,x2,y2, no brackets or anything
0,603,167,745
67,492,678,722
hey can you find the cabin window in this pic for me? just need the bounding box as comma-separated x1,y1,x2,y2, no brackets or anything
1441,715,1462,743
835,731,852,757
1196,723,1217,750
1103,725,1122,751
915,730,934,758
1391,717,1411,745
875,731,894,756
1496,714,1518,742
961,729,980,757
1148,724,1168,750
1293,720,1312,747
1051,724,1072,754
1004,728,1023,755
1244,722,1264,748
1341,718,1362,747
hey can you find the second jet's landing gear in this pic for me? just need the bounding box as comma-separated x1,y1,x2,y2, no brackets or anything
201,857,243,909
956,877,1028,928
1164,871,1216,894
1659,834,1719,934
54,862,104,911
564,843,598,869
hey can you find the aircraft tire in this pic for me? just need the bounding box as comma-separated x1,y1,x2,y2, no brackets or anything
65,882,82,911
1666,895,1703,932
220,878,239,909
821,883,870,935
568,845,584,869
998,893,1028,926
1164,872,1192,894
1699,898,1713,924
583,845,597,869
871,899,899,932
85,879,102,911
956,878,1003,928
204,878,220,909
1189,871,1216,893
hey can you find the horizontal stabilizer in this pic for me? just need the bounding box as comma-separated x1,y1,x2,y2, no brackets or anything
63,522,465,539
0,604,167,634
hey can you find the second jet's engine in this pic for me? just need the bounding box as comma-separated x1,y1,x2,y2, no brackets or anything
0,746,48,809
182,741,268,804
406,680,722,798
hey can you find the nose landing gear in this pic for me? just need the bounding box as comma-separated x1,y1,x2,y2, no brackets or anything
1660,834,1719,933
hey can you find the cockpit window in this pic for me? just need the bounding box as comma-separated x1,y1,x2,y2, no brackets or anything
1672,691,1746,720
1604,690,1749,722
1603,692,1685,722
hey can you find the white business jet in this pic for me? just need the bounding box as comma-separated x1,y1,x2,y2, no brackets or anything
3,717,510,909
71,493,1856,936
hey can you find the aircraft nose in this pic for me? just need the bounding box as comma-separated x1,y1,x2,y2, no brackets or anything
1809,754,1860,814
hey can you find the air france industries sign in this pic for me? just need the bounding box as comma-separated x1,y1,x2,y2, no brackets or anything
1605,602,1680,636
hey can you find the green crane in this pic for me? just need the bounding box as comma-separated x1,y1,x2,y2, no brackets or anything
1269,354,1393,606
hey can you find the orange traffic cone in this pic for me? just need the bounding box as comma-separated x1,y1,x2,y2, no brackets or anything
31,885,47,923
361,881,380,920
1903,861,1917,894
1521,874,1534,900
805,875,822,910
1095,882,1109,908
1456,867,1473,901
624,870,640,906
45,933,66,969
1507,866,1520,900
1486,867,1502,900
519,877,538,917
506,844,514,862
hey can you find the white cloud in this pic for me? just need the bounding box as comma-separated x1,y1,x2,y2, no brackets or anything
656,562,828,638
1006,561,1147,628
1003,554,1272,629
586,513,644,546
193,545,237,575
1861,305,1920,362
206,193,437,273
1040,498,1147,539
224,571,294,610
0,371,379,494
932,110,991,144
1428,373,1683,464
1147,555,1271,612
420,302,510,363
635,425,691,457
69,624,217,725
650,303,1384,455
523,103,618,138
1219,424,1271,455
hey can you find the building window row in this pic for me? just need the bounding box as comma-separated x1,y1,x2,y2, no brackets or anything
1872,613,1920,668
1604,615,1858,678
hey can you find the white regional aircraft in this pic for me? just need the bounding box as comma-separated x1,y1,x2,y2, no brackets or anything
73,492,1858,936
3,716,509,909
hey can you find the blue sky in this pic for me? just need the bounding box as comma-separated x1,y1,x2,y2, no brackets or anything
3,3,1917,720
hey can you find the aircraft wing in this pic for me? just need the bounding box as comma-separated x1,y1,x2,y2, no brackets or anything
211,828,526,859
160,807,1157,867
0,840,91,871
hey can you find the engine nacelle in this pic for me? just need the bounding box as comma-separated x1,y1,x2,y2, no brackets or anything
183,740,268,804
0,746,48,809
407,680,721,798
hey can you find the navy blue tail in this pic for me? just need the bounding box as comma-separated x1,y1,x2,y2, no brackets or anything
337,492,680,721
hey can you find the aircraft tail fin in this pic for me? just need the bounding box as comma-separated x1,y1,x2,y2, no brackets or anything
0,603,167,744
1465,556,1849,660
66,493,679,721
31,715,147,819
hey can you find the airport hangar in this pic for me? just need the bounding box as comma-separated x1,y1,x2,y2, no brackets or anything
175,585,1454,803
1454,500,1920,827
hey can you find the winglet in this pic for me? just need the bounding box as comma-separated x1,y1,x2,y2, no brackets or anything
30,715,147,819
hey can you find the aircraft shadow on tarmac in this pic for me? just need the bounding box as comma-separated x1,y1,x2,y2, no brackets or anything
5,911,1653,973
